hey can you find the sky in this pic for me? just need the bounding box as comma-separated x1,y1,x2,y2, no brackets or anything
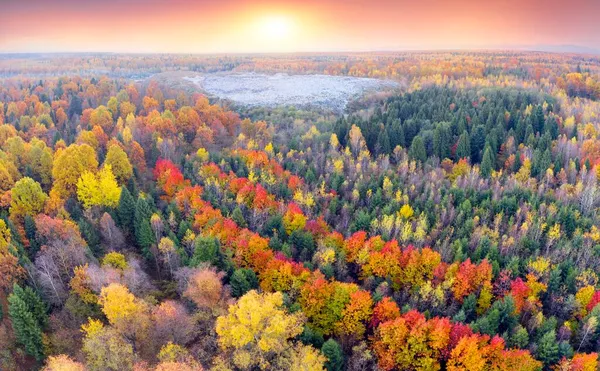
1,0,599,53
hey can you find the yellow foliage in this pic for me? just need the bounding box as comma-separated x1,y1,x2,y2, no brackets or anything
196,148,209,163
104,145,133,184
215,290,305,369
81,318,104,338
399,204,414,220
576,285,596,316
515,159,531,183
333,159,344,174
329,134,340,149
547,224,561,242
264,142,274,155
101,252,128,270
98,283,140,325
528,257,551,277
77,165,121,209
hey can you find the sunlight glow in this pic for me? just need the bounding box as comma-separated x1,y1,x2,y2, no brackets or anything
255,15,295,42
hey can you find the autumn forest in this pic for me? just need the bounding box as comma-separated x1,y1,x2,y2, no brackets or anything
1,44,600,371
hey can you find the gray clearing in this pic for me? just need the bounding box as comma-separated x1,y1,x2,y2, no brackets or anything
183,73,397,110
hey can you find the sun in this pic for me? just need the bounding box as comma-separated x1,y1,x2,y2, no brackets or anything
256,15,295,42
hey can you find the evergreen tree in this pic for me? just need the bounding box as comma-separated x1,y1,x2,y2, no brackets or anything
536,329,559,367
388,119,405,149
117,186,135,231
376,126,391,155
230,268,259,298
480,145,495,178
134,197,153,252
534,105,545,134
470,125,486,163
510,325,530,348
455,131,471,160
190,236,219,266
8,284,46,361
137,219,155,258
23,215,39,257
78,218,101,256
409,136,427,163
321,339,344,371
231,207,247,228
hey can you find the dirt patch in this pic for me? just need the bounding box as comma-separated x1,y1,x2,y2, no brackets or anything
182,72,398,111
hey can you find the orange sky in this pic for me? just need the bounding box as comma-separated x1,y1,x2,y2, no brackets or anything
0,0,599,53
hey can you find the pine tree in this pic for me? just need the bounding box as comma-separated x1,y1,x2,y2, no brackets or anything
23,214,39,257
455,131,471,160
137,219,155,258
409,136,426,163
8,285,46,360
322,339,344,371
12,284,47,327
534,105,545,134
134,197,152,243
470,125,486,163
191,236,219,266
230,268,258,298
117,186,135,231
376,127,391,155
480,146,495,178
231,207,247,228
536,329,559,367
78,218,101,256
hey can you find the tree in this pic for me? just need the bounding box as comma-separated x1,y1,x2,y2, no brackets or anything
82,320,134,371
99,213,125,250
134,197,154,257
34,215,88,305
77,165,121,209
153,302,194,346
322,339,344,371
276,342,327,371
43,354,86,371
230,268,259,298
409,136,426,163
97,283,151,351
8,284,46,360
0,220,24,293
470,125,486,163
89,105,113,132
158,237,179,277
183,267,228,310
52,144,98,199
190,235,219,266
9,177,48,222
480,145,495,178
372,310,452,370
117,186,135,230
216,290,306,369
104,144,133,184
376,127,391,155
536,329,559,367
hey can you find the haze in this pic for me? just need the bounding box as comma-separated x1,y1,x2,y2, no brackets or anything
1,0,599,53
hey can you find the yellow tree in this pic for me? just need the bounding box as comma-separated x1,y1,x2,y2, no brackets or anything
9,177,48,222
215,290,306,369
77,165,121,209
98,283,152,354
104,144,133,184
81,319,134,371
52,144,98,199
42,354,86,371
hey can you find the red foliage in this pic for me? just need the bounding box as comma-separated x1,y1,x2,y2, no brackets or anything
154,159,189,199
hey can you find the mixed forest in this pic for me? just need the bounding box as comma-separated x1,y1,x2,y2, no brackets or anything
1,51,600,370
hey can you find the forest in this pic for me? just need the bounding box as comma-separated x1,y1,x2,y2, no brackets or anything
1,51,600,371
